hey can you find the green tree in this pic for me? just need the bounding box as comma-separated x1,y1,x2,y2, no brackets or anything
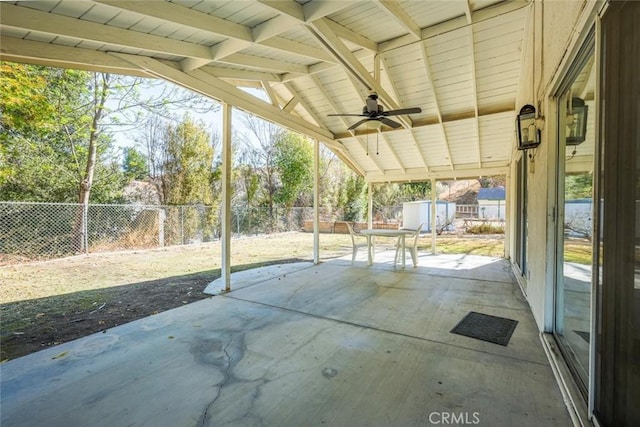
273,132,313,207
238,113,283,222
162,115,215,205
122,147,148,180
398,182,432,202
565,173,592,199
341,174,367,222
0,63,126,203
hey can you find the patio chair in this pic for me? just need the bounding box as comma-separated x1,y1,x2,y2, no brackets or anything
394,223,425,267
345,222,369,264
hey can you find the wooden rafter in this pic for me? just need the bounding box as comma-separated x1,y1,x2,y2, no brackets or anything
465,0,483,169
376,1,422,40
283,81,326,128
419,41,454,171
309,19,414,130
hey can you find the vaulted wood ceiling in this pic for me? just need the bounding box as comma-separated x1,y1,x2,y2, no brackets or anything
0,0,531,182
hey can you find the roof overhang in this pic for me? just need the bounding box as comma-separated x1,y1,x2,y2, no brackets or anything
0,0,531,182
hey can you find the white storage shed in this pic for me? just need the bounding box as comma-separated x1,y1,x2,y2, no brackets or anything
402,201,456,232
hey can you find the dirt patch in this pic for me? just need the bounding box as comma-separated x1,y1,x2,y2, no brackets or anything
0,233,355,361
0,259,302,361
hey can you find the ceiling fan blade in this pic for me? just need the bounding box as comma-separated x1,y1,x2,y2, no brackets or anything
347,119,369,130
383,107,422,116
379,117,402,129
328,113,366,117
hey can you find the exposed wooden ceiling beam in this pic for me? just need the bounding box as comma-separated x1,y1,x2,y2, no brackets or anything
1,4,211,59
261,81,280,107
320,18,379,52
257,0,377,52
379,132,406,174
110,53,335,143
303,1,353,21
378,55,425,170
252,14,297,43
257,0,305,21
333,107,515,140
419,40,454,171
202,67,281,83
282,95,299,113
284,81,325,128
306,74,367,176
344,75,407,170
378,0,529,52
257,0,352,23
365,166,509,183
0,36,150,77
376,1,422,40
465,0,483,169
96,0,251,40
216,53,309,74
97,0,333,67
259,37,336,63
407,130,430,174
308,18,413,131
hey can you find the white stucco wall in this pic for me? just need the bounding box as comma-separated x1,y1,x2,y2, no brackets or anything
508,0,601,331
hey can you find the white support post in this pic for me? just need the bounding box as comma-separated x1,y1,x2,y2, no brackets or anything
368,182,373,229
504,171,511,259
431,178,437,254
313,138,320,264
221,102,232,292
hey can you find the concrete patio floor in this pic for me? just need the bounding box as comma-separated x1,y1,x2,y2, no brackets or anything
1,251,572,426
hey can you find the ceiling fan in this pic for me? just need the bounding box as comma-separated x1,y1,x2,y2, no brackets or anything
328,92,422,131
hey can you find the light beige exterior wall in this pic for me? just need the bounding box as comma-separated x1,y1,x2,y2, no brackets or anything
508,0,602,331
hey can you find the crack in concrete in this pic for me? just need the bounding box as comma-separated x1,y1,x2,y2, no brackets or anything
194,327,247,427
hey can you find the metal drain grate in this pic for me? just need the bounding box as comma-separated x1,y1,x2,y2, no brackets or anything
450,311,518,346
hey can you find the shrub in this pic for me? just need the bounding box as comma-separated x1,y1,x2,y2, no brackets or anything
466,223,504,234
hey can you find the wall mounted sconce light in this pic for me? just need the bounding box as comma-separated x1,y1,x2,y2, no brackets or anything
516,104,541,150
566,97,588,145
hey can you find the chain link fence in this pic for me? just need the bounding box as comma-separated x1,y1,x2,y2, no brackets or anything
0,202,342,264
1,201,498,264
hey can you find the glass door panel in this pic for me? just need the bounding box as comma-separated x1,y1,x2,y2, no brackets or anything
554,48,596,393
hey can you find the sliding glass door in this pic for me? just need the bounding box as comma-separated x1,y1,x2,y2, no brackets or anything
554,31,596,395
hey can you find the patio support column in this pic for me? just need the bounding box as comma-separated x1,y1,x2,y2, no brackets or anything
221,102,232,292
431,178,437,253
504,171,511,259
313,138,320,264
368,182,373,229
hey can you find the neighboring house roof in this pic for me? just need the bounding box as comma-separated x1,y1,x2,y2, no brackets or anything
477,187,505,201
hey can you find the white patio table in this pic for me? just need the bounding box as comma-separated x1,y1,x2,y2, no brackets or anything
359,228,416,268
